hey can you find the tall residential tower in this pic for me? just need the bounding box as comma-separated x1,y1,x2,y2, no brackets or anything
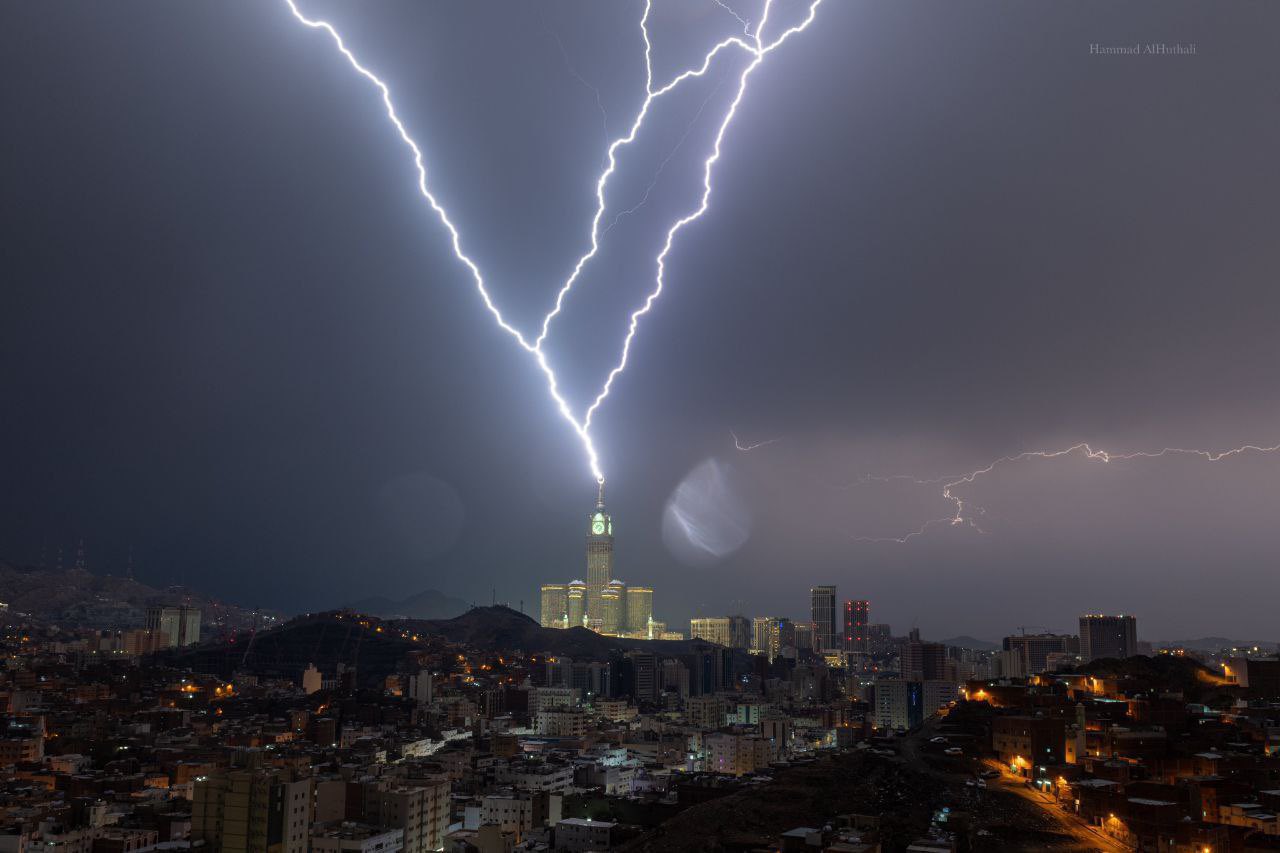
811,586,837,652
585,481,614,628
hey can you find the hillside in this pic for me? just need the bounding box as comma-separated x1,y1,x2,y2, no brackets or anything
345,588,470,620
163,606,730,688
0,561,276,632
403,605,722,657
163,612,421,688
1074,654,1239,704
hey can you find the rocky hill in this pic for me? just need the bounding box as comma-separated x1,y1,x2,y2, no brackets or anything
403,605,721,657
163,611,421,688
0,561,278,633
345,588,470,620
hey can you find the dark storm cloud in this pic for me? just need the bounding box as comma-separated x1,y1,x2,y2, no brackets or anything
2,1,1278,640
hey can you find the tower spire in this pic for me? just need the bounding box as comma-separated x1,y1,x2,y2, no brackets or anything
596,478,605,509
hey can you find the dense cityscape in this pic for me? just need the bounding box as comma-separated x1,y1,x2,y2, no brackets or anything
0,494,1277,852
5,0,1275,851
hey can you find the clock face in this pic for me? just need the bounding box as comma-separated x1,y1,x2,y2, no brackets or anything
592,521,605,535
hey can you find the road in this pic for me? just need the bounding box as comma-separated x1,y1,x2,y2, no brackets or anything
982,759,1130,852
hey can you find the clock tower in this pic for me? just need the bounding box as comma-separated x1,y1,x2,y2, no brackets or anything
585,480,614,627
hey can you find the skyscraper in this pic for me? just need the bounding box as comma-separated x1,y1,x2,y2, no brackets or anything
752,616,789,663
145,605,202,647
602,579,626,634
810,586,837,652
585,481,614,628
1079,614,1138,662
625,585,653,635
566,580,587,628
1003,632,1074,674
539,584,567,628
902,629,948,681
843,599,869,652
689,617,732,646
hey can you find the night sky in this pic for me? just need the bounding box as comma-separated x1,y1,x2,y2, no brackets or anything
4,1,1278,641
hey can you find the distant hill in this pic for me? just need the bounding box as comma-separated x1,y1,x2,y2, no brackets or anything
403,605,719,658
165,606,730,688
1073,654,1238,704
1158,637,1279,652
0,560,276,633
940,635,998,651
346,588,470,620
165,611,417,688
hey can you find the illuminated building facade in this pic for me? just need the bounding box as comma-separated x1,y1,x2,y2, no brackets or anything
539,584,567,629
602,580,626,634
585,482,614,628
810,586,837,652
843,599,869,653
566,581,587,628
625,586,653,635
540,485,666,636
752,616,790,662
690,617,732,647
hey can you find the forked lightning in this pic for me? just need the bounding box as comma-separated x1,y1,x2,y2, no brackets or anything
282,0,824,484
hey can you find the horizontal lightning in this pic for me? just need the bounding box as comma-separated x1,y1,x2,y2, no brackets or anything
848,440,1280,544
282,0,823,484
732,430,780,452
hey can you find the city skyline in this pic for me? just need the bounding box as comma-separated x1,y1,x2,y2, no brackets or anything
4,2,1280,640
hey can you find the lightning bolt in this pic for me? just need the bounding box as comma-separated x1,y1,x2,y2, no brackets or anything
848,440,1280,544
282,0,823,485
584,0,824,429
732,431,780,452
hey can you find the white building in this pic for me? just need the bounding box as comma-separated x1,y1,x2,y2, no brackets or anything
555,818,614,852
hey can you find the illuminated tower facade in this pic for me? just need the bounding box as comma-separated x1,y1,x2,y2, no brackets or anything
540,584,568,628
566,580,587,628
602,580,626,634
843,599,869,653
585,481,614,628
625,586,653,635
810,585,837,652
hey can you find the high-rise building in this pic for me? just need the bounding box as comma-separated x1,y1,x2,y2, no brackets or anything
1079,614,1138,662
866,623,893,656
810,586,837,652
601,580,626,634
374,781,450,853
145,606,201,648
752,616,788,663
1003,633,1075,675
544,485,663,637
566,580,587,628
623,651,657,702
902,629,948,681
843,599,869,652
728,615,752,650
872,679,924,731
625,586,653,635
585,482,614,628
193,767,312,853
793,621,817,650
689,617,732,646
539,584,567,629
